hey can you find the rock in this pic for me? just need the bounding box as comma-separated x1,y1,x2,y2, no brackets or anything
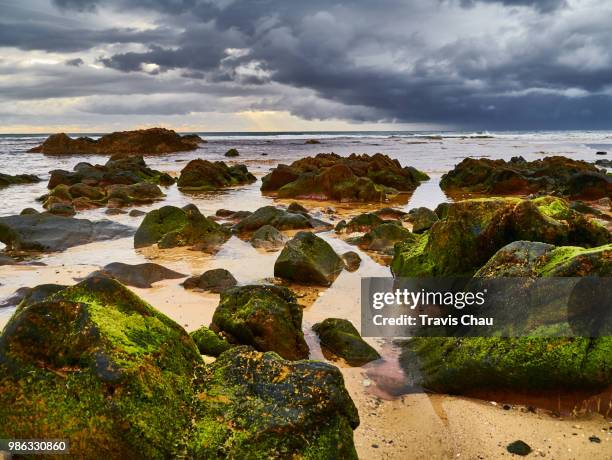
210,285,309,360
129,209,146,217
406,207,439,233
182,268,237,293
15,284,68,310
234,205,329,233
441,156,612,199
90,262,187,288
224,148,239,157
274,231,345,286
261,153,429,202
189,326,232,356
589,435,601,443
434,202,451,219
342,251,361,272
191,346,359,459
134,204,231,252
0,255,17,266
304,139,321,144
0,276,203,458
507,441,532,456
595,159,612,167
374,207,407,219
20,208,39,215
336,213,386,233
0,213,133,252
177,159,255,191
287,201,309,214
392,197,612,277
250,224,288,250
46,202,76,217
596,151,607,155
0,172,41,188
358,222,413,254
29,128,201,155
313,318,381,366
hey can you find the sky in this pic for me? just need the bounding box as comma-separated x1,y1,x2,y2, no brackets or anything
0,0,610,133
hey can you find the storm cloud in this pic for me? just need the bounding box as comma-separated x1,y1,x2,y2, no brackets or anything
1,0,611,130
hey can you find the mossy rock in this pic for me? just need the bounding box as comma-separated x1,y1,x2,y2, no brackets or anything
392,197,612,277
0,276,203,459
341,251,361,272
313,318,381,366
224,148,239,157
183,268,237,293
250,224,288,250
190,326,233,357
177,159,255,191
189,346,359,459
274,231,345,286
134,204,230,252
336,213,385,233
210,285,309,360
406,207,439,233
358,222,414,254
0,172,41,188
233,206,315,233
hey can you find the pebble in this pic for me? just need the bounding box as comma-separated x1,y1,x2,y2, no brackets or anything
589,435,601,443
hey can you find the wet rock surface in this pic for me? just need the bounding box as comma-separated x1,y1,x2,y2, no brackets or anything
233,205,330,233
313,318,381,366
89,262,187,288
189,326,233,356
182,268,237,293
177,159,255,191
210,285,309,360
29,128,202,155
441,156,612,199
0,172,41,188
249,224,288,250
261,153,429,202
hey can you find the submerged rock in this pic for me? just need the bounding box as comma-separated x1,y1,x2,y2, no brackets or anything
191,346,359,459
189,326,232,356
313,318,381,366
0,213,132,252
440,156,612,199
0,172,41,188
29,128,201,155
134,204,231,252
392,197,611,277
405,207,438,233
250,224,288,250
274,231,345,286
233,205,330,233
0,276,203,458
224,148,239,157
182,268,237,293
210,285,309,360
261,153,429,202
177,159,255,191
90,262,187,288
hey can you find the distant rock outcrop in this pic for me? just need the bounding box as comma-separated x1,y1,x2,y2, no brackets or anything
29,128,203,156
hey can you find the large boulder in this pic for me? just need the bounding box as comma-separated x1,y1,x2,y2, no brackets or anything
313,318,381,366
190,346,359,459
261,153,429,202
392,197,611,277
177,159,255,191
0,172,41,188
89,262,187,288
400,242,612,394
134,204,231,252
233,205,330,233
335,213,385,233
440,156,612,199
274,232,345,286
0,213,133,252
29,128,201,155
0,276,203,459
182,268,237,293
210,285,309,360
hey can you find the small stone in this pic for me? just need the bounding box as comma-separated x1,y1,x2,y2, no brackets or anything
507,440,532,456
589,436,601,443
503,404,512,410
371,444,379,449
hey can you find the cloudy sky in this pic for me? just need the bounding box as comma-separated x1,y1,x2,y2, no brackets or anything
0,0,610,133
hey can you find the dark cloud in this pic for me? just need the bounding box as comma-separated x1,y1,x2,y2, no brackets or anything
3,0,611,129
65,58,84,66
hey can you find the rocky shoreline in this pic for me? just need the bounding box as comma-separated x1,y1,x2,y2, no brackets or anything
1,130,611,458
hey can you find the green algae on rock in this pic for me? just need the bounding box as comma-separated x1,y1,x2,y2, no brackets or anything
190,346,359,459
134,204,230,252
233,205,331,233
313,318,381,366
357,222,414,254
0,276,203,459
274,231,345,286
405,206,439,234
190,326,233,357
440,155,612,199
0,172,41,188
177,159,255,191
261,153,429,202
335,212,386,233
210,285,309,360
391,196,611,277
